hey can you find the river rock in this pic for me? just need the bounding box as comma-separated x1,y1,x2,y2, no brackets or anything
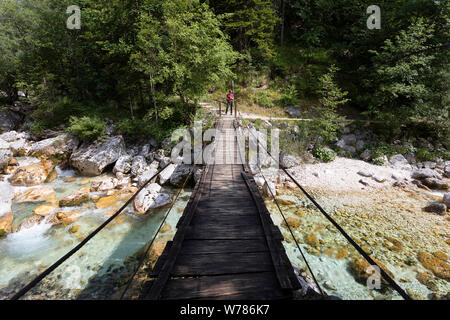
133,183,172,214
349,257,395,284
9,138,31,156
0,131,29,142
372,175,387,183
95,195,120,209
8,159,55,186
280,152,299,169
360,149,372,162
342,134,357,146
91,176,118,192
443,193,450,208
158,163,177,185
17,215,44,231
444,165,450,178
170,165,192,187
0,149,13,171
389,154,411,170
70,136,125,176
138,167,159,187
59,187,90,207
16,186,56,203
357,170,373,177
284,106,302,117
49,211,81,226
113,155,133,174
131,156,148,177
263,181,276,197
0,182,14,235
0,109,22,132
33,203,59,216
29,134,78,158
422,178,449,190
412,168,442,181
417,251,450,280
423,202,447,215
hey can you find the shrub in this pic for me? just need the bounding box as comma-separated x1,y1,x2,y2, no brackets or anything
312,147,335,163
67,116,107,142
254,91,275,108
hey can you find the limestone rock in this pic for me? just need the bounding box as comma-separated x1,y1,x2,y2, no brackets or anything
417,251,450,280
59,188,90,207
423,202,447,215
113,155,133,174
357,170,373,178
33,203,59,216
412,169,442,181
170,164,192,187
443,193,450,208
280,152,300,169
131,155,148,177
262,181,276,197
70,136,125,176
0,109,22,132
0,149,13,171
133,183,172,214
29,134,78,157
16,186,56,203
91,176,118,192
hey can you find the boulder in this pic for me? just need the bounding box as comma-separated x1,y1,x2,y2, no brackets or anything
0,149,13,170
59,187,90,207
341,134,357,146
0,182,14,235
389,154,411,170
0,138,9,149
372,175,387,183
422,178,449,190
113,155,133,174
70,136,125,176
280,152,300,169
412,169,442,181
8,159,55,186
33,203,59,216
158,163,177,185
262,181,276,197
193,167,203,184
0,109,22,132
355,140,365,152
49,211,81,226
284,106,302,117
357,170,373,178
335,139,346,149
96,195,120,209
16,186,56,203
443,193,450,208
91,176,118,192
254,176,265,188
444,165,450,178
138,167,159,187
170,164,192,187
133,183,172,214
29,134,78,158
359,149,372,162
9,138,31,156
131,155,148,177
423,203,447,215
0,131,29,142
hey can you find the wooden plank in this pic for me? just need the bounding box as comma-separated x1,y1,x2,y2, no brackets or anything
194,207,259,216
161,272,286,300
179,239,269,255
171,252,275,276
184,224,266,240
242,171,296,290
191,214,260,226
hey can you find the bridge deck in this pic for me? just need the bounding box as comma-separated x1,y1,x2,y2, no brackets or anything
143,118,301,300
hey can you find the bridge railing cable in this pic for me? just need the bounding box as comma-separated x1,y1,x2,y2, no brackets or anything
234,124,325,296
10,162,177,300
242,123,412,301
120,142,208,300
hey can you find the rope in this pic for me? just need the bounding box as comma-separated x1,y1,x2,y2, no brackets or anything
235,125,325,296
10,162,174,300
120,147,206,300
244,124,412,300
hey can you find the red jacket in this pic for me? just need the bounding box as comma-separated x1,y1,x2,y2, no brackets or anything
227,93,234,102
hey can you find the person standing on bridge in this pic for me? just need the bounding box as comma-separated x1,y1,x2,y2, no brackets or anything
225,90,234,115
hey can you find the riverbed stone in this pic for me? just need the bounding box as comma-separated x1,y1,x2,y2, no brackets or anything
423,202,447,215
130,156,147,177
443,193,450,208
170,165,191,187
96,195,120,209
59,187,90,207
357,170,373,177
70,135,125,176
8,159,55,186
412,169,442,181
0,149,13,172
417,251,450,280
280,152,300,169
133,183,172,214
113,155,133,174
29,134,78,158
16,186,56,203
33,203,59,216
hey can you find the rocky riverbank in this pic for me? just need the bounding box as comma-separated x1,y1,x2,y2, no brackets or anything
253,155,449,300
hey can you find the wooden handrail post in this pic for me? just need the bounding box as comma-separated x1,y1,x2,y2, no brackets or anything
219,101,222,117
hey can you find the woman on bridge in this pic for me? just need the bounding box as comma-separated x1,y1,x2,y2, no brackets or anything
225,90,234,115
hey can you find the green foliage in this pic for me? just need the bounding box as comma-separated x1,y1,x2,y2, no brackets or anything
312,147,336,163
280,84,299,106
254,91,275,108
67,116,107,142
312,65,349,144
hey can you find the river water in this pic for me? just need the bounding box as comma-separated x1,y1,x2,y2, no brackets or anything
0,157,191,300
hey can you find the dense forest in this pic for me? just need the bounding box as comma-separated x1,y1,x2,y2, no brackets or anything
0,0,449,153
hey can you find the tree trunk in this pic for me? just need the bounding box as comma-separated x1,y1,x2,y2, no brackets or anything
280,0,286,46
